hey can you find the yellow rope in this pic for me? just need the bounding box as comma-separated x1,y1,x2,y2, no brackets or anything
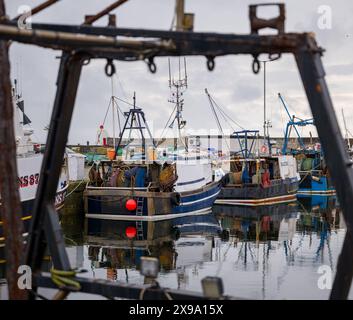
50,268,81,291
0,215,32,226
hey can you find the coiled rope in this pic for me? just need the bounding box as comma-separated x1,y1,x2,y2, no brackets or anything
50,268,81,292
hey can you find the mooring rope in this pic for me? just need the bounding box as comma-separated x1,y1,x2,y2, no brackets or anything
50,268,81,291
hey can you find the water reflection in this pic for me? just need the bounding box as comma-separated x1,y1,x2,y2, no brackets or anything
79,195,349,299
1,195,351,300
84,214,225,286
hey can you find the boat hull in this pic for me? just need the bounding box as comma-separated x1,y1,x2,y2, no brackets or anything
0,184,68,237
84,181,221,221
215,178,299,206
298,173,335,195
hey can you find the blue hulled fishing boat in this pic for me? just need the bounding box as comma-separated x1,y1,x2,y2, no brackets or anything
84,156,221,221
84,60,221,222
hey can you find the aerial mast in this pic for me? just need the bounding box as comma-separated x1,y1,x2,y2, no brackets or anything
168,57,188,151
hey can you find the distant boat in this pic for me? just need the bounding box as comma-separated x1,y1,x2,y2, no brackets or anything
215,130,299,206
295,150,335,196
215,155,299,206
278,93,335,196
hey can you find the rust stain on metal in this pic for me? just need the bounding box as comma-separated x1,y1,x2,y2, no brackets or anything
0,0,28,301
84,0,129,25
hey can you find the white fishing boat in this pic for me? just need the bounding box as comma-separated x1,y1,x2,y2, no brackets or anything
0,80,68,237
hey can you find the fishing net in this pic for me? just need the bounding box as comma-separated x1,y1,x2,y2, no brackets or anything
159,164,177,191
88,165,103,187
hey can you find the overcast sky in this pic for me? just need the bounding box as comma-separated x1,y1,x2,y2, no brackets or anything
5,0,353,144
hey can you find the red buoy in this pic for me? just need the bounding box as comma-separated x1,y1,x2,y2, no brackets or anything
125,226,137,239
125,199,137,211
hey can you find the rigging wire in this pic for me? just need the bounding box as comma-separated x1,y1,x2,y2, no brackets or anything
114,98,122,136
205,88,223,134
160,104,177,140
96,97,113,144
114,72,128,101
205,88,231,151
113,95,138,109
208,93,245,131
102,98,112,125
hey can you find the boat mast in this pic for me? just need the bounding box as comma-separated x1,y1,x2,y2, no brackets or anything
341,108,351,150
111,77,116,150
263,61,272,153
168,57,188,151
115,92,156,161
263,61,266,142
263,61,272,154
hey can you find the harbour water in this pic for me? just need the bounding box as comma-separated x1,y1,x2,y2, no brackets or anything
20,195,348,300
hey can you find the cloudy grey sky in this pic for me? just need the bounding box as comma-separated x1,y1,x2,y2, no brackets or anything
5,0,353,144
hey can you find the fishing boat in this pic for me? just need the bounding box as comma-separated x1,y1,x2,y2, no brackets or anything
0,80,68,238
279,93,335,196
215,130,299,206
84,61,221,222
203,86,300,207
84,130,221,221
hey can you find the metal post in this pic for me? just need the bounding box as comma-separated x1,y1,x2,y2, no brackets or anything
25,52,86,278
263,61,266,141
115,112,129,155
0,0,27,300
84,0,129,25
295,34,353,299
136,112,146,160
175,0,185,31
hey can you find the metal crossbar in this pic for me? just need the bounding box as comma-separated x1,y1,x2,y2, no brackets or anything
0,2,352,300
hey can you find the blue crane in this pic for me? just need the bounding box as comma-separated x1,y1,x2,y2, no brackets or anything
278,93,314,154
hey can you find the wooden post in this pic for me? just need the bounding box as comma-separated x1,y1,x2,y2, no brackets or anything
0,1,28,300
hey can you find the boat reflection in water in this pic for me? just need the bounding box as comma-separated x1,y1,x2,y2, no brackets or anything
212,196,344,299
79,196,346,299
213,202,299,242
84,214,226,287
1,196,344,299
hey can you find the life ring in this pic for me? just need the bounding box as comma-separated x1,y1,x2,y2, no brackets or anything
261,145,268,153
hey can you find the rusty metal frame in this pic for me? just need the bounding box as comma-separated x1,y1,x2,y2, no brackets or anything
0,2,352,300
